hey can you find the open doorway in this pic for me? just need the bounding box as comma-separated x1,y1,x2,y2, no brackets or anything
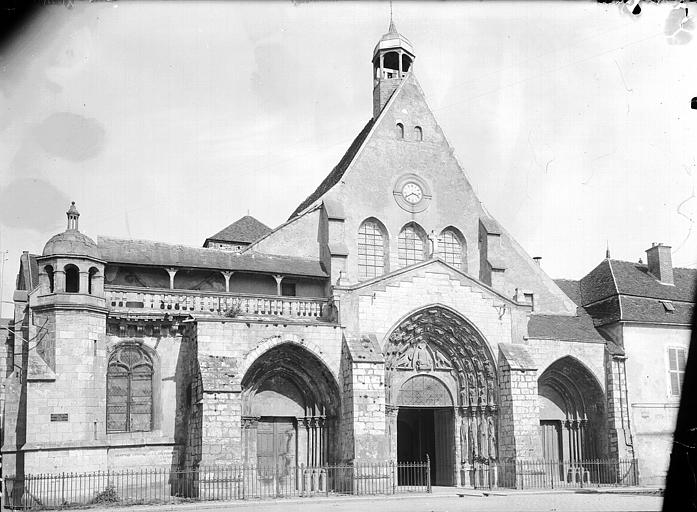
397,407,454,485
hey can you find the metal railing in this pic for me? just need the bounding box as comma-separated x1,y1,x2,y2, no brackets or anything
468,458,639,490
3,460,431,510
105,286,331,320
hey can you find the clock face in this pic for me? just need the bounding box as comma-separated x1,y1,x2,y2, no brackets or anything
402,182,423,204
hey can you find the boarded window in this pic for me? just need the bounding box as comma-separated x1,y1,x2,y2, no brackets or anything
358,220,386,280
107,345,153,432
668,347,687,396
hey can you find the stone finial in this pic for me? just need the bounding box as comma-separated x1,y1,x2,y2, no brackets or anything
66,201,80,231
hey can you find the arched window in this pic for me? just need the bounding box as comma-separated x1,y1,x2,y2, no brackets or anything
358,219,387,280
88,267,99,294
64,264,80,293
107,345,153,433
45,265,55,293
398,223,427,267
437,228,466,270
414,126,423,141
396,122,404,139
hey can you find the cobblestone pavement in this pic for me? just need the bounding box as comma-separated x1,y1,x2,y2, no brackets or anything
90,490,663,512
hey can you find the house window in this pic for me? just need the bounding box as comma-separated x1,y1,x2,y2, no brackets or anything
398,223,427,267
358,219,386,280
107,345,153,432
437,229,464,269
668,347,687,396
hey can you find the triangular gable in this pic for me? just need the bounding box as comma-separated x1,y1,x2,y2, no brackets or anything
338,258,524,308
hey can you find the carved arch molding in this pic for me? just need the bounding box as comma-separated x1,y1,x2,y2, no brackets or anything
385,306,499,462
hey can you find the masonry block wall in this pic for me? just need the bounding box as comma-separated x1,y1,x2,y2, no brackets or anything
605,353,635,463
497,353,541,461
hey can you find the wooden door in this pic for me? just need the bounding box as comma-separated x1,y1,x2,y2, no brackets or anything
539,420,563,481
434,409,454,485
256,418,296,496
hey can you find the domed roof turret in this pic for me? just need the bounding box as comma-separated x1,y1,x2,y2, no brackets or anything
373,20,415,60
42,202,100,259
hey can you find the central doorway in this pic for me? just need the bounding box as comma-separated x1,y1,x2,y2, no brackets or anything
397,407,454,486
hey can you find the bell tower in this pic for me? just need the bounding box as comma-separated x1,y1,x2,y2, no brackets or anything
372,18,415,118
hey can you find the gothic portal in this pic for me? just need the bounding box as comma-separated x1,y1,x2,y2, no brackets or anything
384,306,498,486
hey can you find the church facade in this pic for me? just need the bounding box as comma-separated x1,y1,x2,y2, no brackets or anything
1,22,692,489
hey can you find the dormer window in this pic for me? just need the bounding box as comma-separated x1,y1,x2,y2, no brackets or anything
660,300,675,313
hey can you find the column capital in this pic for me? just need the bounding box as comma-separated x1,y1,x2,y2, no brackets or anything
241,416,260,429
385,404,399,417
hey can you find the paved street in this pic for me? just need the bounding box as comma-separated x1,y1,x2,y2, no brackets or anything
90,490,663,512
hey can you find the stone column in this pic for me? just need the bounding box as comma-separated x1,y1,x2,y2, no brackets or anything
166,268,178,290
386,405,399,462
221,271,234,293
273,275,284,296
241,416,259,464
55,270,66,293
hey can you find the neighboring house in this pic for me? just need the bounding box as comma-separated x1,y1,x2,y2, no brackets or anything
203,215,272,252
0,21,691,494
570,245,694,486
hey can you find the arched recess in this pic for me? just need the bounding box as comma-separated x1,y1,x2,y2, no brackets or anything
64,264,80,293
385,305,499,485
241,343,341,468
437,227,467,272
538,356,607,463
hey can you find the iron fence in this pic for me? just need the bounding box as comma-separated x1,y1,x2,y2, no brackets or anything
3,460,431,510
468,458,639,490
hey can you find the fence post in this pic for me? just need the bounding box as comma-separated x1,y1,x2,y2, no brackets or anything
426,455,431,493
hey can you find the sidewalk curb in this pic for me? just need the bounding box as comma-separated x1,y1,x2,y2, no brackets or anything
84,487,664,512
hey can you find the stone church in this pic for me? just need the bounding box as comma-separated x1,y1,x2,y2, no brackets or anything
1,21,692,489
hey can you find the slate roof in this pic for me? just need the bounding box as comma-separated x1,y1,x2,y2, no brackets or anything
205,216,272,245
579,259,697,305
527,311,606,343
16,252,40,291
289,119,374,220
570,258,696,327
97,236,327,278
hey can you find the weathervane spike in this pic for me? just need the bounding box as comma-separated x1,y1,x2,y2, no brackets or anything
606,240,611,259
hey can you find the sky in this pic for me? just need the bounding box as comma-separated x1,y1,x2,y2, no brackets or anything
0,1,696,317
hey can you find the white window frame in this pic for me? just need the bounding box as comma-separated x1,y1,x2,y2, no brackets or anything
666,346,687,398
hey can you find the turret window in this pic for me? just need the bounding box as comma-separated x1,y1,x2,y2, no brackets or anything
107,345,153,433
64,264,80,293
89,267,99,294
398,223,427,267
358,219,387,280
45,265,55,293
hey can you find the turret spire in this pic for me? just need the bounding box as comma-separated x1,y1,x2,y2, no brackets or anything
67,201,80,231
372,14,415,118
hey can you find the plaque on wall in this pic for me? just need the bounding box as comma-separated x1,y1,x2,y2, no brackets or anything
50,413,69,422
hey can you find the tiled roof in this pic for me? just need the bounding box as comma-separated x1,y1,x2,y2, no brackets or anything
579,260,617,305
611,260,696,302
17,253,40,291
205,216,271,245
579,259,696,305
620,296,693,325
289,119,374,220
527,310,606,343
97,236,327,278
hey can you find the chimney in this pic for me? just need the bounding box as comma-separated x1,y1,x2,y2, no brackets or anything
645,243,674,285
